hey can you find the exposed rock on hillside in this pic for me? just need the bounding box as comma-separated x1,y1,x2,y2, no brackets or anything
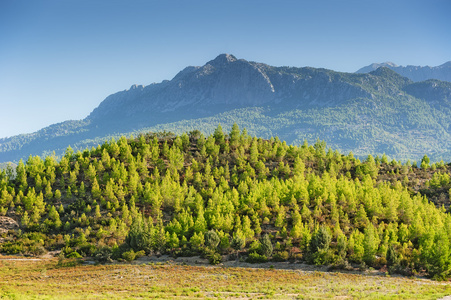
0,217,19,234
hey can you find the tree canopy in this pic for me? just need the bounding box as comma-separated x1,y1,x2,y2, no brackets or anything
1,124,451,279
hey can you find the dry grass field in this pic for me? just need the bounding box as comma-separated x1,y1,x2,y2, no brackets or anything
1,257,451,299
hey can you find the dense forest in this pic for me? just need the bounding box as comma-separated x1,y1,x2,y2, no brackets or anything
1,124,451,279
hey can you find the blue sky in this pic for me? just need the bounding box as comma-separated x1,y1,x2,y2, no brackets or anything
0,0,450,138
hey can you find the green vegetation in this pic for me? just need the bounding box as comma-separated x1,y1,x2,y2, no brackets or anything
2,259,451,299
2,124,451,280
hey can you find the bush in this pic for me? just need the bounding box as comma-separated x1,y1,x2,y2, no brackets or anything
374,256,387,268
79,243,96,256
329,257,353,271
310,249,336,266
0,242,23,254
94,246,113,263
135,250,145,259
246,252,268,263
122,249,137,261
29,244,46,256
66,251,82,258
205,249,222,265
205,230,220,249
57,254,82,268
272,251,289,262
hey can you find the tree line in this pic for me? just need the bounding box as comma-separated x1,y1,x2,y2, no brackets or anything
1,124,451,279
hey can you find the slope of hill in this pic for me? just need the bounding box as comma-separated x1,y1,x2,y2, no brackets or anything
1,54,451,163
356,61,451,82
2,127,451,279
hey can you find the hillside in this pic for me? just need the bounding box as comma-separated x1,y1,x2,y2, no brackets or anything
1,54,451,163
356,61,451,82
2,126,451,279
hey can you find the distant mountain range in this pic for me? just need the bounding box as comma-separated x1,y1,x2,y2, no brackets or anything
1,54,451,163
356,61,451,82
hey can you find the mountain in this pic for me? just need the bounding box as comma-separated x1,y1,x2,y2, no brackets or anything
356,61,451,82
1,54,451,163
355,62,400,74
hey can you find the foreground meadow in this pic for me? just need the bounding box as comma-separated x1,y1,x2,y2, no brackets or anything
1,258,451,299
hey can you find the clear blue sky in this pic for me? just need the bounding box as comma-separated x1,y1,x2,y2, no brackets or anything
0,0,450,138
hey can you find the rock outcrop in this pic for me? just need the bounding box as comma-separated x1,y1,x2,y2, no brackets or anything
0,216,19,234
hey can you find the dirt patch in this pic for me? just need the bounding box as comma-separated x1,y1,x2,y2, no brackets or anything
0,216,19,234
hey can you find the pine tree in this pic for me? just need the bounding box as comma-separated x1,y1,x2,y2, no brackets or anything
231,232,245,258
354,204,369,229
310,226,331,253
363,223,378,265
229,123,240,149
213,124,225,146
125,214,152,253
260,234,273,257
205,230,220,249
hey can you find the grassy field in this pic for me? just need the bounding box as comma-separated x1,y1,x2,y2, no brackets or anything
1,258,451,299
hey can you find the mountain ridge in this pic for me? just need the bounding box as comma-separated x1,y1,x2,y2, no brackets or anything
356,61,451,82
1,54,451,163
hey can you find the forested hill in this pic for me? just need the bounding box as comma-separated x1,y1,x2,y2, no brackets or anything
2,126,451,279
1,54,451,163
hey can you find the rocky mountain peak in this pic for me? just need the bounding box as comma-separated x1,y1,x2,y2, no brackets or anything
207,53,238,67
129,84,144,91
3,54,451,163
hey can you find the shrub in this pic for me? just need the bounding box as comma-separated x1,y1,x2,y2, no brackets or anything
135,250,146,259
57,254,82,268
246,252,268,263
259,234,273,257
204,248,222,265
29,244,46,256
0,242,24,254
310,249,337,266
66,251,82,258
79,243,96,256
94,246,113,263
272,251,289,262
205,230,220,249
122,250,137,261
329,257,353,271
